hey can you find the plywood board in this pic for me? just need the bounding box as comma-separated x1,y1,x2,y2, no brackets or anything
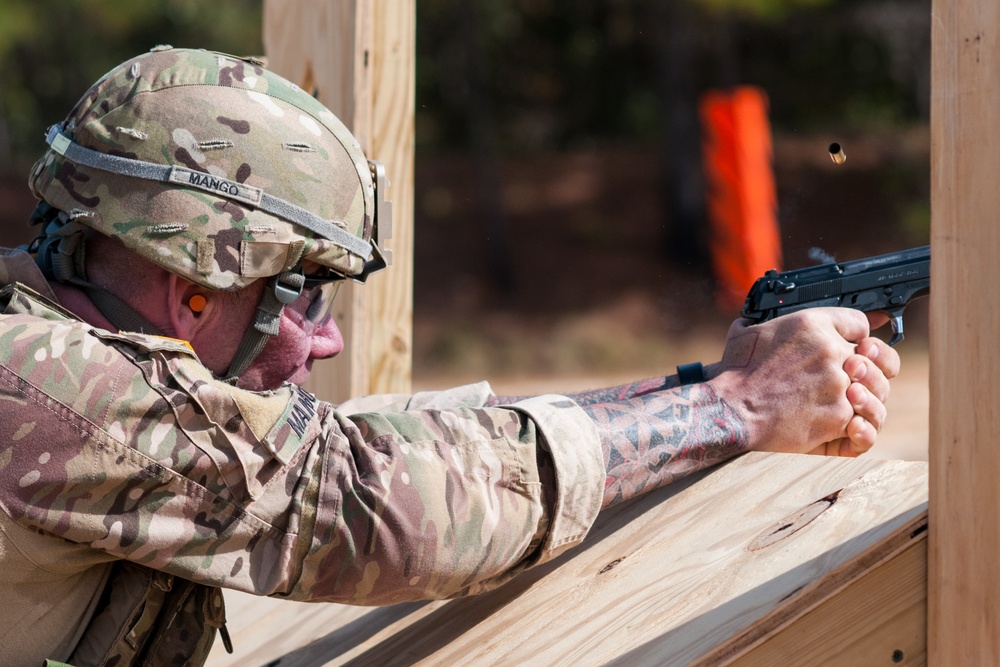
262,0,414,402
731,537,926,667
928,1,1000,662
207,452,927,666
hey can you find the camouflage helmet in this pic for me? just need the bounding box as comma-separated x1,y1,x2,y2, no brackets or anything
28,45,389,291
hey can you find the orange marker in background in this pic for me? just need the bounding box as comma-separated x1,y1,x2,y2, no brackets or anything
699,86,782,310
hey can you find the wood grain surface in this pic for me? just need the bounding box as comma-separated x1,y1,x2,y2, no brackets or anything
207,452,927,666
262,0,414,402
929,1,1000,663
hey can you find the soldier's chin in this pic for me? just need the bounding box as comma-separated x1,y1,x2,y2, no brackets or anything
235,360,306,392
287,361,314,386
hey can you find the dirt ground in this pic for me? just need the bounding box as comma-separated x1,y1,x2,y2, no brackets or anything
0,129,931,462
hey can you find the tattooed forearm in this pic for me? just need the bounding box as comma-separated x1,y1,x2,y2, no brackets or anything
484,373,745,507
488,375,682,407
586,383,749,508
563,376,682,405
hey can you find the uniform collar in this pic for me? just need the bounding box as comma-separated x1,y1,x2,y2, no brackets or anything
0,247,61,303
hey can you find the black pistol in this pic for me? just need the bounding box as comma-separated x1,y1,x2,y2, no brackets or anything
741,246,930,346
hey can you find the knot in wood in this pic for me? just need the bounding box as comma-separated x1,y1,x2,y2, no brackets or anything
747,489,841,552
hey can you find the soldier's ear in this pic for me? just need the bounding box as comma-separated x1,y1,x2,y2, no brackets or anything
167,274,212,342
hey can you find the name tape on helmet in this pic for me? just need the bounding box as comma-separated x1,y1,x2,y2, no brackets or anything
43,125,375,264
167,167,263,207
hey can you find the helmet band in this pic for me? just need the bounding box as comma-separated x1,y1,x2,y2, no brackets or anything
46,125,375,261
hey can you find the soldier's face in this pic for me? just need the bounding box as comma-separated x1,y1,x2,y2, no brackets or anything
236,286,344,391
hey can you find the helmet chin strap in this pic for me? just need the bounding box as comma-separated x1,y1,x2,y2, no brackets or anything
26,204,165,336
26,203,306,384
222,269,304,382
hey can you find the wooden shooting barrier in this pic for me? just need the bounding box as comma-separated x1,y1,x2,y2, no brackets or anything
263,0,415,401
210,453,927,666
204,2,998,665
928,0,1000,662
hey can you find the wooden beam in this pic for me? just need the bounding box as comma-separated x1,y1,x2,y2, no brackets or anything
728,537,927,666
365,1,415,396
207,453,927,666
928,1,1000,662
262,0,414,401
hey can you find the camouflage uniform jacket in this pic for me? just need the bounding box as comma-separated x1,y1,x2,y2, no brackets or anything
0,248,604,657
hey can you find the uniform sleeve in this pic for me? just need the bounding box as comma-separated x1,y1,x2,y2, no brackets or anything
334,380,495,415
297,393,603,603
0,315,604,605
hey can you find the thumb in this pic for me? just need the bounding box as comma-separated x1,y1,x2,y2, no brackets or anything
828,308,871,344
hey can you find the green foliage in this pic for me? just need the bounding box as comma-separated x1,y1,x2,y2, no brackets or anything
416,0,928,155
698,0,833,21
0,0,262,170
0,0,928,167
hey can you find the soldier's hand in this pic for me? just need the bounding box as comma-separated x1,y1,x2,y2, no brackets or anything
805,330,899,456
708,309,899,456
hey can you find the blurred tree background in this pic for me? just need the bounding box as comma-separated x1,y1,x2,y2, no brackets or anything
0,0,931,379
416,0,927,155
410,0,930,377
0,0,264,170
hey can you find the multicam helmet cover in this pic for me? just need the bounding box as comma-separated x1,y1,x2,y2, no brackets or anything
29,46,388,291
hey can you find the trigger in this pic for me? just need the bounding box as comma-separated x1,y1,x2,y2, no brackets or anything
888,313,905,346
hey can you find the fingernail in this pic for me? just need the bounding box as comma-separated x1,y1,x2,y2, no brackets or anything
866,344,879,361
853,387,868,410
852,363,868,382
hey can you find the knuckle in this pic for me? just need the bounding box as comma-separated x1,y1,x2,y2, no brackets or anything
782,309,823,336
796,309,827,330
849,415,875,446
845,354,868,380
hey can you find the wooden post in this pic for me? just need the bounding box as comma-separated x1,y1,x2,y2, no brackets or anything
928,1,1000,663
262,0,414,401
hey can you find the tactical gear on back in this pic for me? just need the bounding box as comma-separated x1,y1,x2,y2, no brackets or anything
26,46,391,379
68,562,230,667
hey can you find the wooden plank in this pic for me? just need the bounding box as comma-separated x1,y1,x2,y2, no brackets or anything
928,1,1000,663
698,512,927,666
261,1,370,134
365,0,415,395
730,536,927,667
206,452,927,666
262,0,413,401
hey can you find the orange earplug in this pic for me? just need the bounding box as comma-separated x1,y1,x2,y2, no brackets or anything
188,294,207,314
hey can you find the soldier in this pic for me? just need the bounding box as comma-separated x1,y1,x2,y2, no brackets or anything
0,48,897,666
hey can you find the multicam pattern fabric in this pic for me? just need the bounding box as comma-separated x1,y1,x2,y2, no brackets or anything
29,47,376,288
0,252,604,608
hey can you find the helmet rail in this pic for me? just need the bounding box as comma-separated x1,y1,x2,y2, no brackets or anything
45,125,377,267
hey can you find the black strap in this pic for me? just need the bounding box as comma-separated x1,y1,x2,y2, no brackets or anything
676,362,705,385
29,210,165,336
82,281,164,336
223,270,304,381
